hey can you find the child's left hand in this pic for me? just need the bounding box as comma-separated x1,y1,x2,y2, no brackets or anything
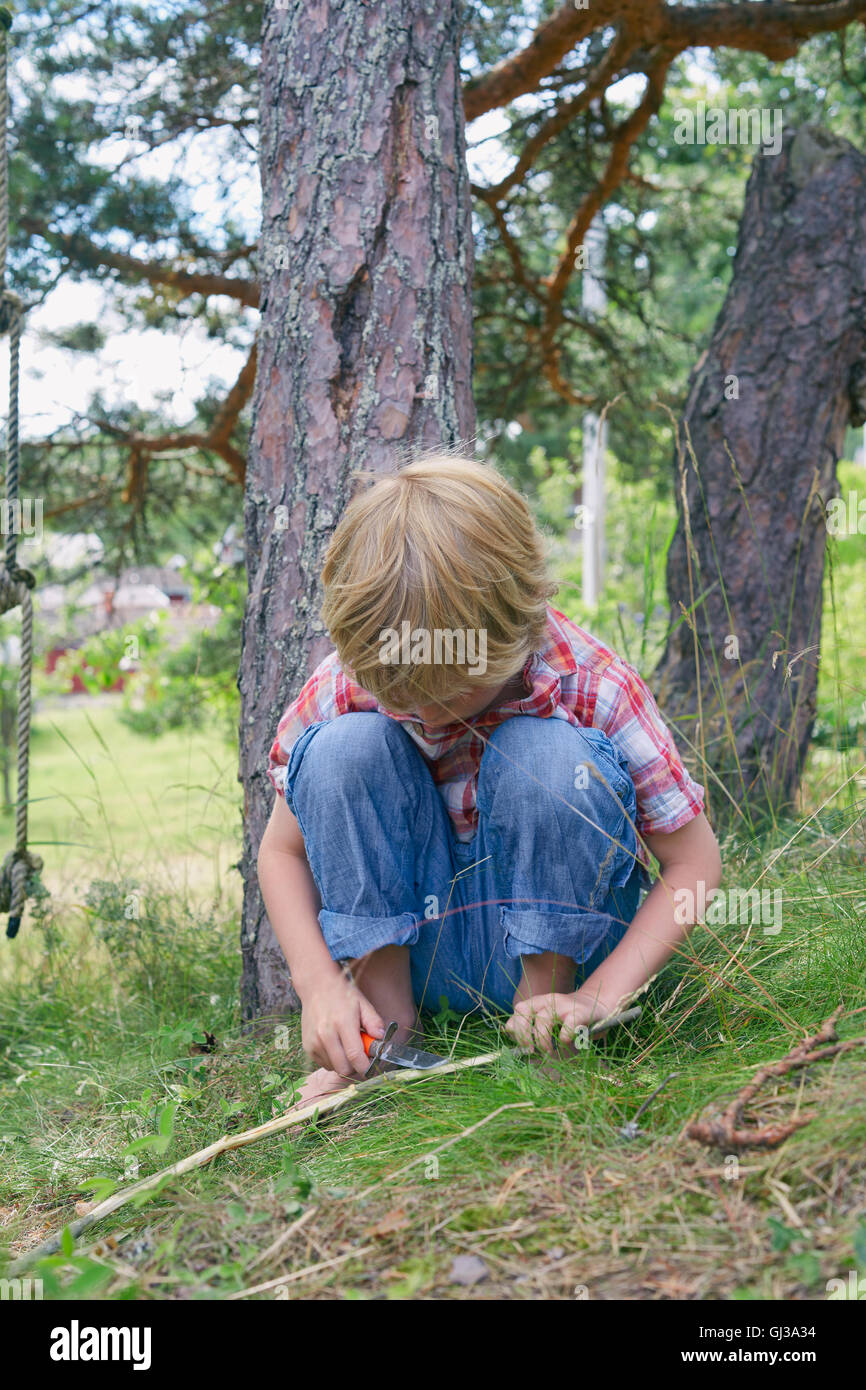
505,991,616,1053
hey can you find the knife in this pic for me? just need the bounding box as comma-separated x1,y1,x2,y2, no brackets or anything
361,1006,643,1077
360,1021,448,1078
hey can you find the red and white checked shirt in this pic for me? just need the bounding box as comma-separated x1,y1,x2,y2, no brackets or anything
266,606,704,859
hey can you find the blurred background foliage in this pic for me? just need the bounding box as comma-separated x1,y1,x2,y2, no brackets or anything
0,1,863,754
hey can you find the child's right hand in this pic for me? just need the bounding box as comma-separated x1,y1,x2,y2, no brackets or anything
300,971,386,1078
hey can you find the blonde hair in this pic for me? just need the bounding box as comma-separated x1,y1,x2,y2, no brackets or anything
320,453,556,711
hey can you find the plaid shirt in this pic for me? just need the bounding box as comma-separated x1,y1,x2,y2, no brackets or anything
267,606,704,859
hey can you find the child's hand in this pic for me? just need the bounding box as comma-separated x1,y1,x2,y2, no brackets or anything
300,972,386,1078
505,991,616,1053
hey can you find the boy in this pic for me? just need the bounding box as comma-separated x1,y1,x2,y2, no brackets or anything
257,455,721,1104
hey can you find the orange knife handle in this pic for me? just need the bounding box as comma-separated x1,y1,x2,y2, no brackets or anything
360,1021,395,1061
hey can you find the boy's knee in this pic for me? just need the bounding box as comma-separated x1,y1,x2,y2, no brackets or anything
294,711,406,787
286,712,418,822
479,716,623,818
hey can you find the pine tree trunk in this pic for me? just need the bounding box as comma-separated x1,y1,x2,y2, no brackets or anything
654,125,866,822
239,0,475,1020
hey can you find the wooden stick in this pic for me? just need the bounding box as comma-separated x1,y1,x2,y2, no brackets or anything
9,1051,501,1272
11,1009,643,1270
685,1007,866,1151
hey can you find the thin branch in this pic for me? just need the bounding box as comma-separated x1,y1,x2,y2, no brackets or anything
686,1006,866,1151
539,55,671,405
464,0,866,120
479,28,634,202
471,193,548,305
19,218,260,309
89,342,257,485
464,0,632,122
8,1052,501,1272
544,56,670,311
43,491,115,519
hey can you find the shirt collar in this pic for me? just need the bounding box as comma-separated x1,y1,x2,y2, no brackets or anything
509,650,561,719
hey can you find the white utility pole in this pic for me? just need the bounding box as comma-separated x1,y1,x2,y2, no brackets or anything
580,215,607,608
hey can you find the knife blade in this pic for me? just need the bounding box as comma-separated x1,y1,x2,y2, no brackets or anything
361,1021,449,1076
360,1004,644,1079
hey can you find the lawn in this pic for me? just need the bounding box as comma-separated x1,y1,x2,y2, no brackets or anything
1,841,864,1300
17,696,242,908
1,513,865,1300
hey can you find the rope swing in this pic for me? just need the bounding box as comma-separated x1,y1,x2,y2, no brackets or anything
0,8,42,938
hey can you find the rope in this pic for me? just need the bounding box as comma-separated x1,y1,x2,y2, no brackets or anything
0,8,42,938
0,7,7,286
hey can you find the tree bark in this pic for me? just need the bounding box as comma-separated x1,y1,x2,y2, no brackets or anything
655,125,866,822
239,0,475,1020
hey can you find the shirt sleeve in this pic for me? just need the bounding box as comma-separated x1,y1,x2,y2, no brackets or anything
265,653,341,796
592,657,705,836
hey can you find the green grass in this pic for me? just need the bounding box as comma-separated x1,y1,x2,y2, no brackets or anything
1,485,866,1300
10,697,242,905
0,725,864,1298
820,461,866,716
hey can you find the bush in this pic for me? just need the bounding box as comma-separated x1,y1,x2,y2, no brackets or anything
82,875,234,1002
119,566,242,743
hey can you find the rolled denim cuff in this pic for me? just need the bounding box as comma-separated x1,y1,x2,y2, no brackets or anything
501,907,620,963
318,908,421,961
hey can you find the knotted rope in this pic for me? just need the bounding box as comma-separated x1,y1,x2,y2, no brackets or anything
0,8,42,937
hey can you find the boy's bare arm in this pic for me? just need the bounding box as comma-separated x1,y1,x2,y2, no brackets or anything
574,810,722,1015
507,811,722,1048
257,794,385,1076
257,794,327,986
